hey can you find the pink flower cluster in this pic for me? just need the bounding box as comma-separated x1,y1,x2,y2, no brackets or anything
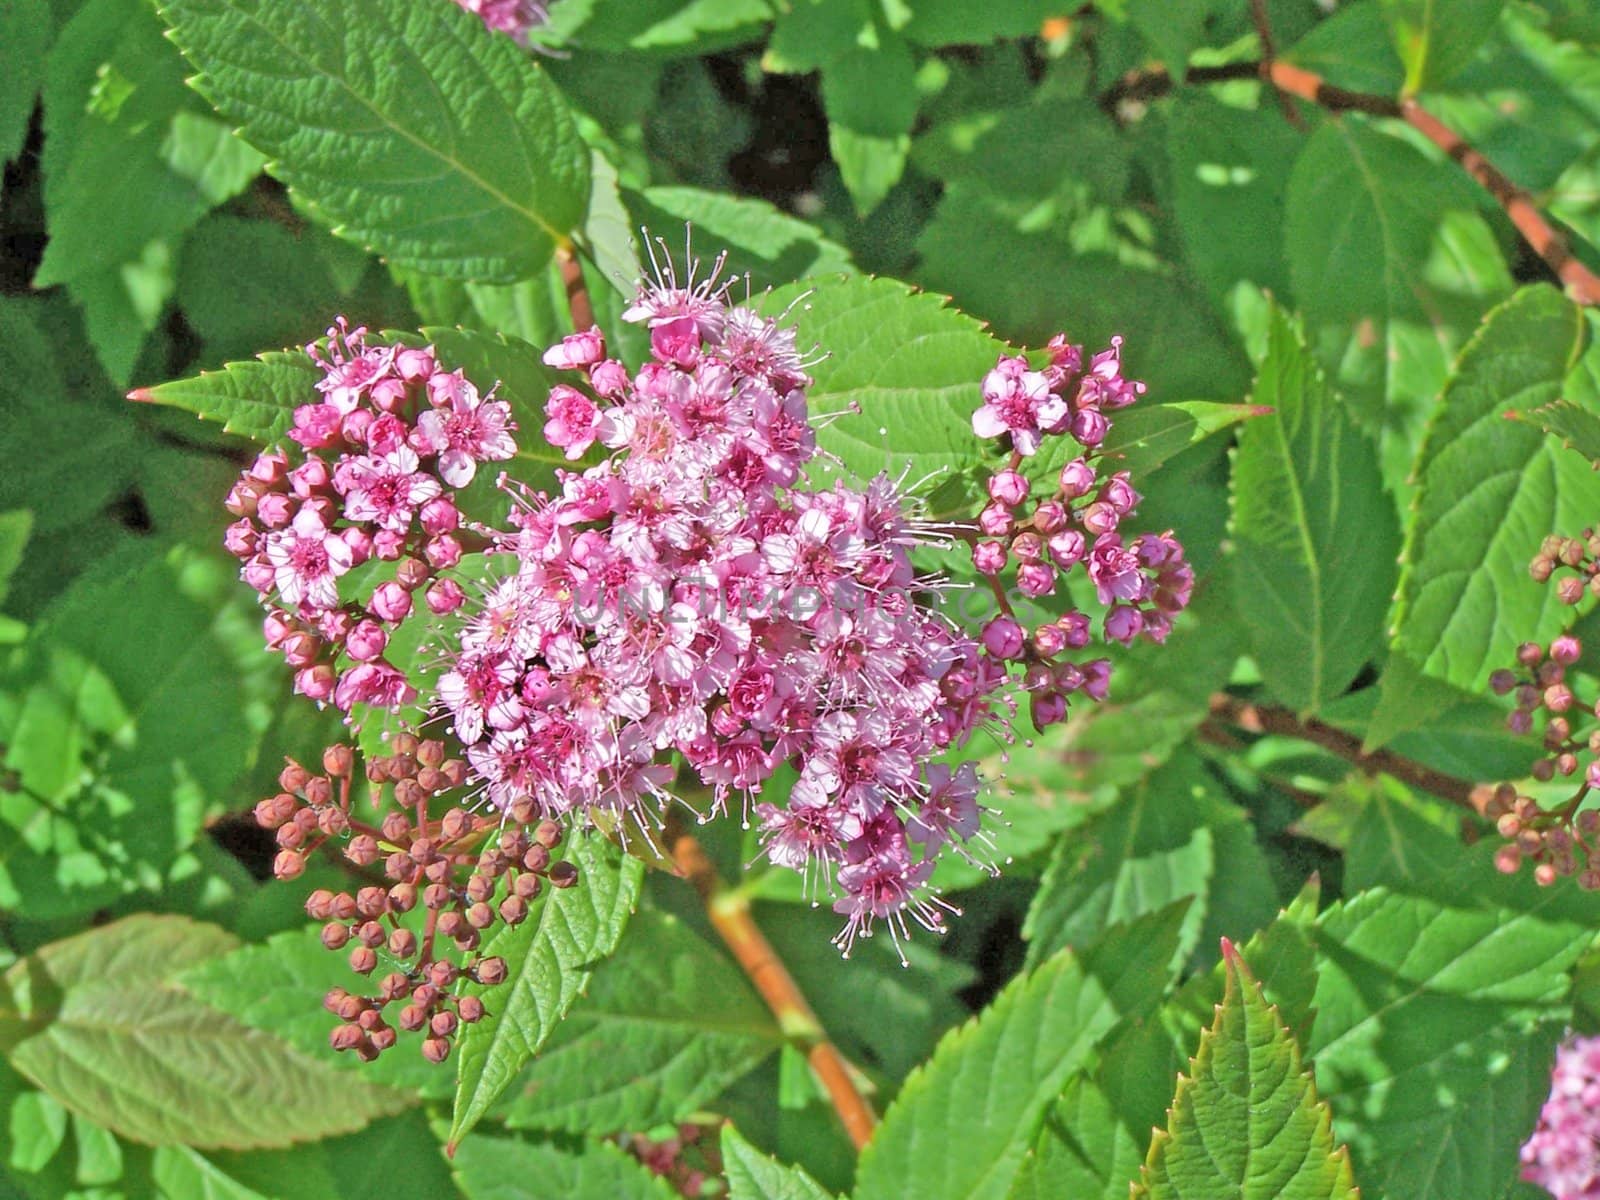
969,337,1193,729
223,322,515,712
1523,1034,1600,1198
436,264,1008,955
452,0,547,41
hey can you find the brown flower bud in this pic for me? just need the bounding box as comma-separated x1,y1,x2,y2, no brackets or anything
321,922,351,951
442,759,468,788
428,961,459,988
399,1004,428,1031
440,809,471,841
423,882,452,910
424,859,452,884
416,766,444,795
388,882,417,913
336,992,365,1021
394,779,424,810
318,807,349,836
303,776,334,807
417,740,445,769
356,887,389,918
396,556,431,591
513,873,543,902
346,835,379,866
466,902,495,929
522,844,550,874
322,744,354,778
254,793,297,829
366,757,390,783
465,873,495,904
380,972,410,1002
412,983,441,1008
349,946,378,975
430,1011,458,1038
381,812,410,843
392,733,420,757
499,896,528,926
322,986,349,1015
388,929,418,959
548,861,579,889
508,796,537,825
475,957,507,986
357,920,386,948
457,995,485,1023
329,1023,364,1053
279,762,311,793
437,911,465,940
369,1026,397,1053
385,851,413,880
276,822,305,850
273,850,305,880
421,1036,450,1064
330,892,359,921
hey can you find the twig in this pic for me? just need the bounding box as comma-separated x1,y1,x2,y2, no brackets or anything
558,245,595,331
1204,692,1495,814
668,829,878,1150
1098,58,1600,306
1249,0,1303,129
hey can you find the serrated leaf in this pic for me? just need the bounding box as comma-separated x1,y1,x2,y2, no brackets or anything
1380,0,1506,93
1230,306,1400,714
0,915,406,1149
448,833,643,1147
1007,1075,1145,1200
722,1125,835,1200
134,349,319,444
500,910,779,1133
1024,751,1276,972
157,0,590,281
1393,285,1596,691
623,186,854,290
853,905,1189,1200
755,275,1005,507
1133,947,1359,1200
178,924,451,1099
1507,397,1600,462
1101,400,1266,479
0,543,277,918
451,1134,676,1200
1308,889,1588,1198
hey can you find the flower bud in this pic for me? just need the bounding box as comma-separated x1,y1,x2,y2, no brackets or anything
1017,562,1056,598
321,922,350,950
1047,529,1086,569
395,557,431,590
1059,458,1096,499
370,581,412,623
972,541,1007,575
426,579,466,614
1032,501,1067,534
982,616,1026,661
1552,635,1583,665
346,620,389,663
425,534,462,570
475,957,508,985
987,470,1030,508
349,946,377,975
422,1037,451,1064
273,849,304,879
977,503,1011,538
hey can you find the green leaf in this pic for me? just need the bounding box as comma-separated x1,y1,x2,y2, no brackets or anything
0,543,277,918
500,910,779,1133
1380,0,1506,93
0,0,48,166
1230,306,1401,714
37,0,263,380
540,0,773,55
1101,400,1267,479
1393,284,1595,691
1007,1076,1145,1200
1167,94,1302,304
0,915,406,1149
822,33,918,216
134,349,320,445
451,1134,676,1200
0,512,32,610
721,1125,835,1200
1024,751,1275,971
623,187,854,290
853,905,1189,1200
1507,396,1600,461
1307,889,1588,1198
178,924,451,1099
449,833,643,1148
157,0,591,282
1132,946,1359,1200
755,275,1005,508
1284,121,1512,499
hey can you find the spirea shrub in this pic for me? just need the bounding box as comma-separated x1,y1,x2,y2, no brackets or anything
11,0,1600,1196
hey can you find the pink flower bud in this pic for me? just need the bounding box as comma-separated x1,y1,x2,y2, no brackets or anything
1060,611,1091,648
1104,605,1144,645
290,403,343,449
652,316,702,369
396,346,436,381
1082,659,1111,700
542,326,606,370
340,526,373,567
1552,635,1582,665
256,492,293,529
1101,473,1140,514
1071,408,1108,447
978,503,1012,537
590,359,630,398
1030,692,1068,728
1518,641,1544,667
1033,622,1067,656
370,582,413,623
342,408,374,445
987,470,1030,508
373,529,406,560
1032,501,1067,534
425,534,462,570
982,616,1026,660
1489,669,1516,695
281,631,322,667
1047,529,1086,569
223,520,258,558
224,479,262,518
1011,532,1043,563
242,559,276,593
263,611,294,648
419,497,459,536
248,449,289,485
973,540,1007,575
346,621,388,663
371,376,408,413
295,663,337,702
288,457,331,497
318,609,353,644
1059,458,1096,498
426,579,466,615
1017,562,1056,597
1081,501,1120,536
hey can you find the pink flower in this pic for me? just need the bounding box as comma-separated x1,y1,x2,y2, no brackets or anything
542,326,606,370
264,507,353,610
972,356,1067,457
339,448,442,532
413,375,517,487
544,385,605,460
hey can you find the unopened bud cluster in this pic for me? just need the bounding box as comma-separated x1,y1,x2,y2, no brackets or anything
1528,531,1600,603
969,336,1194,729
223,320,511,711
254,736,577,1062
1486,635,1600,888
622,1123,718,1197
